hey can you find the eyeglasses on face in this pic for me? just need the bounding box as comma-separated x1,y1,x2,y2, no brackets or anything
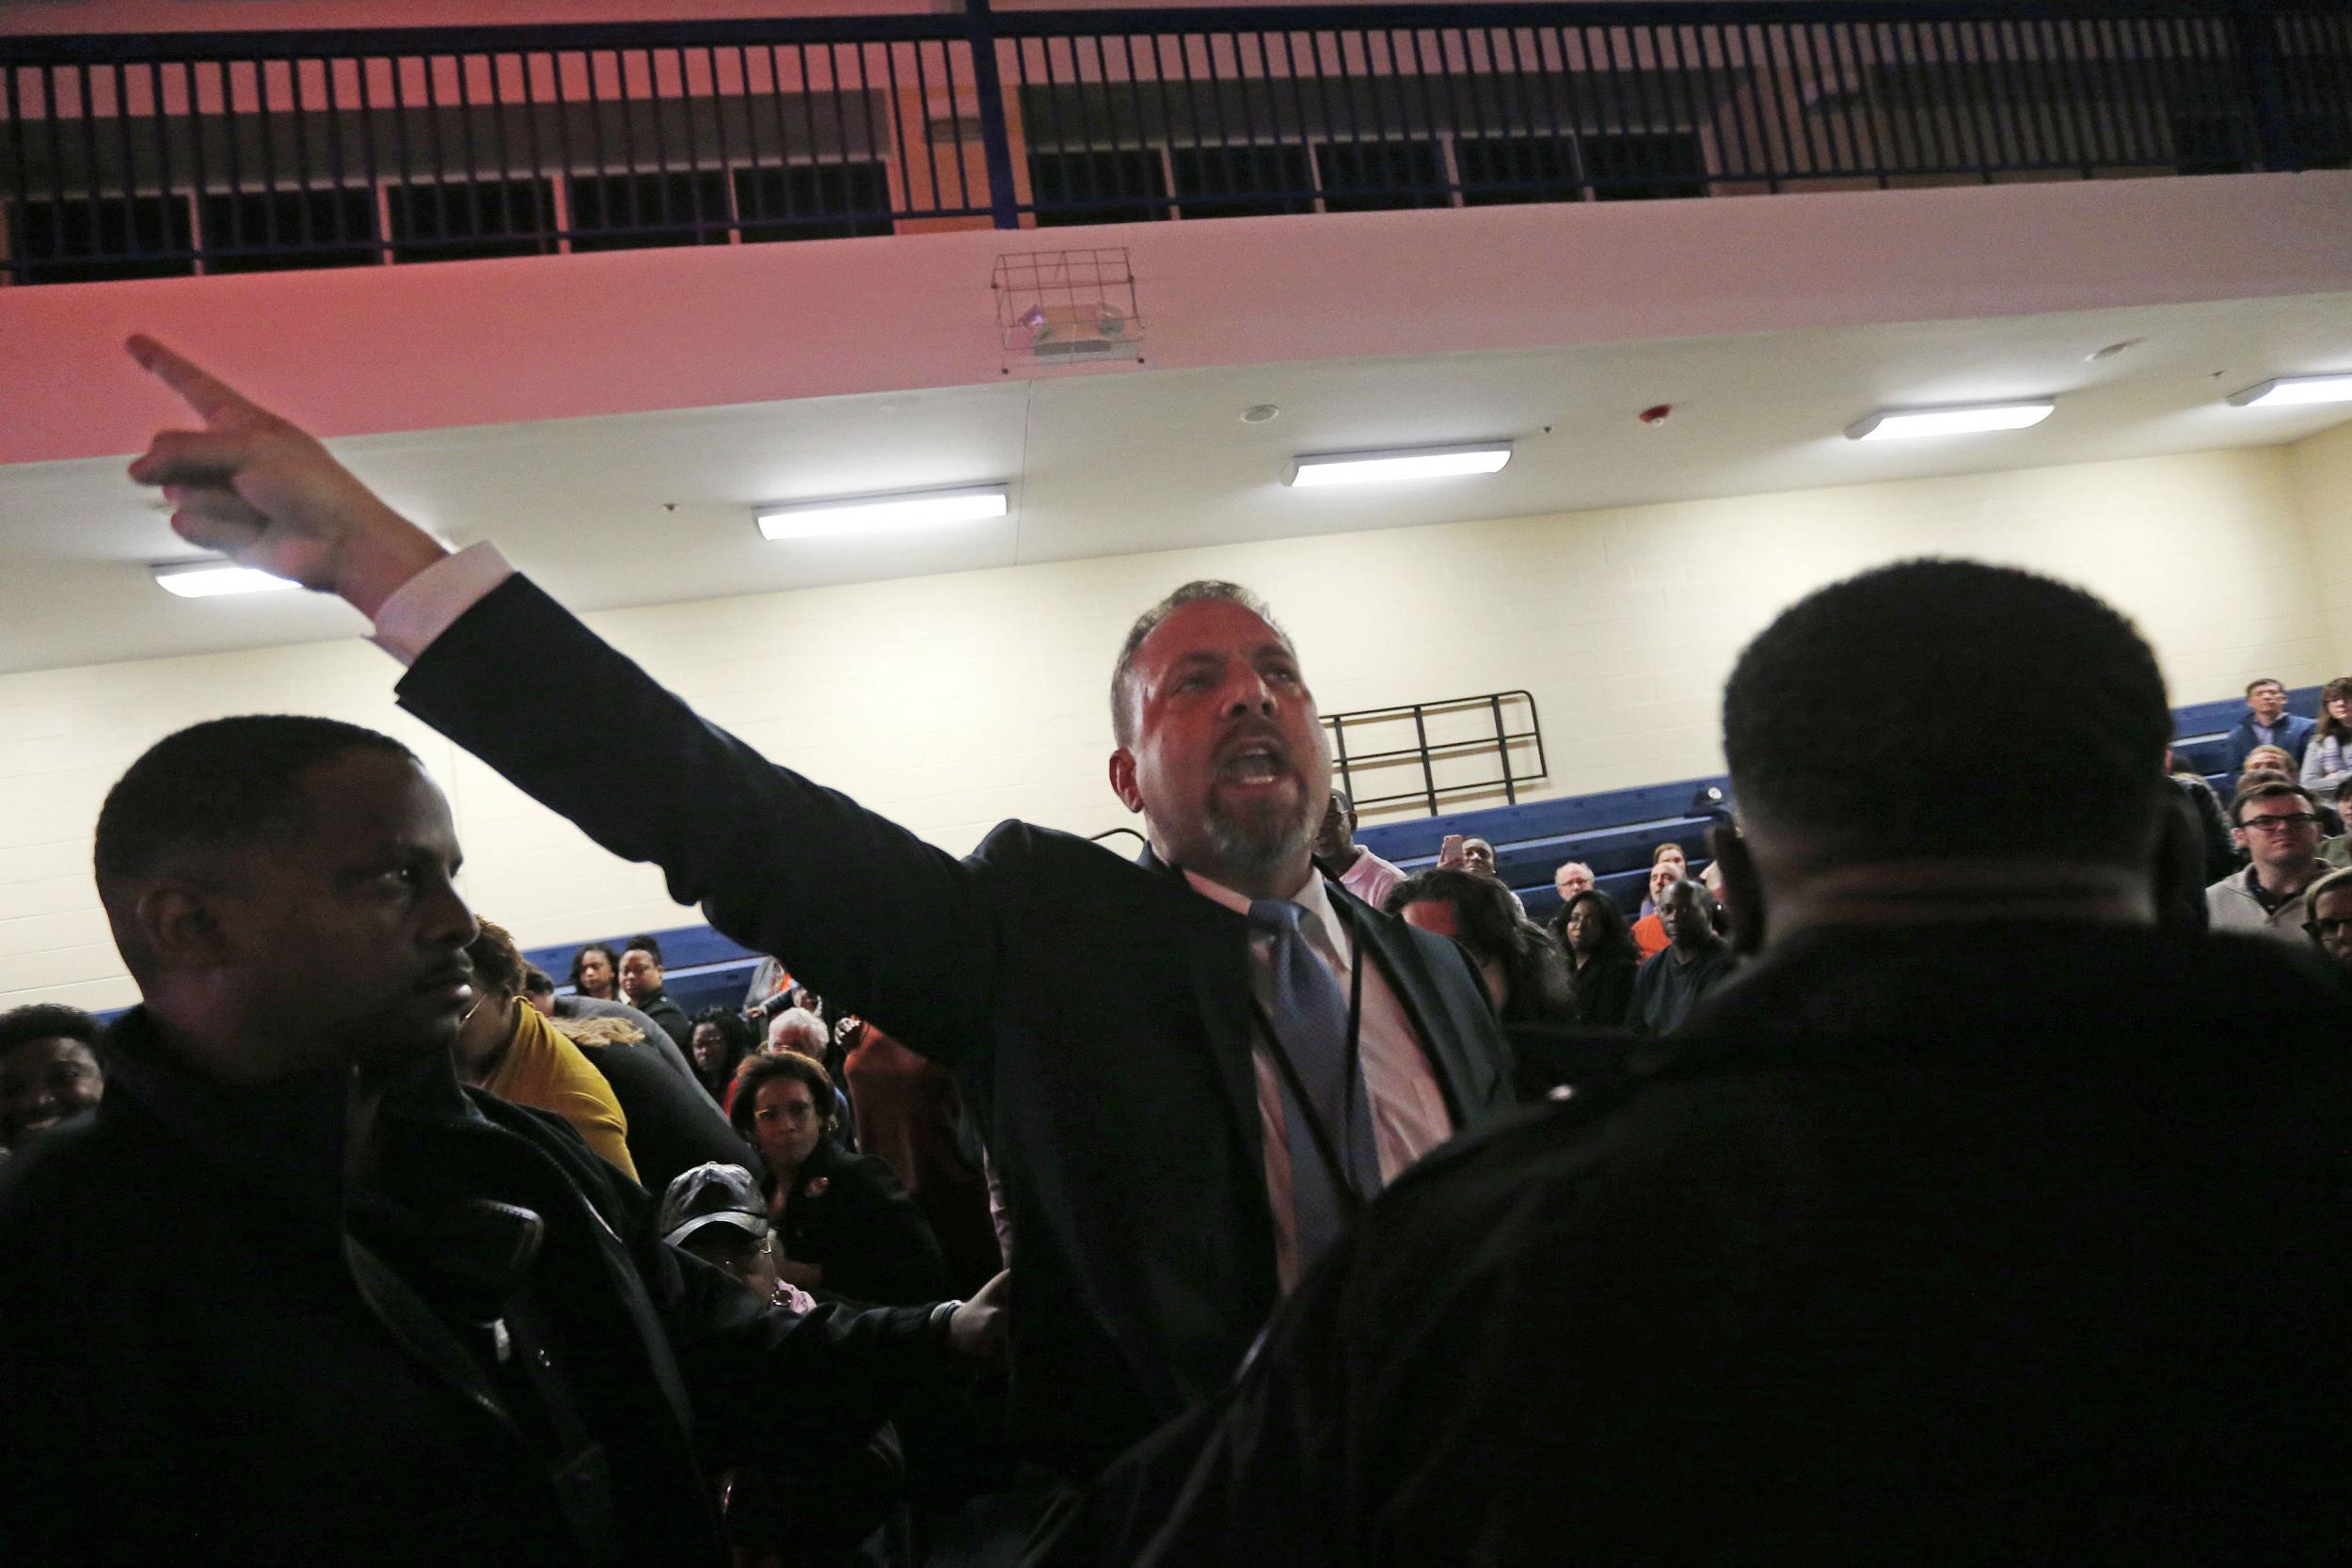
2239,814,2323,833
2303,916,2351,939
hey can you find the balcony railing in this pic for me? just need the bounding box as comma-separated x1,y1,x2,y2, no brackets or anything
3,1,2346,284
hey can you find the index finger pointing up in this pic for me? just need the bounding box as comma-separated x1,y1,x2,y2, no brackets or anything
126,334,257,423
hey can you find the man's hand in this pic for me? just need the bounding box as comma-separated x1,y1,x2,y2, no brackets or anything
947,1269,1009,1361
123,335,450,617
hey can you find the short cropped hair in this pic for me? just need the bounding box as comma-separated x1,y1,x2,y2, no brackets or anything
2304,865,2352,915
1109,580,1295,749
0,1003,103,1058
2247,677,2286,697
1723,560,2169,869
2228,778,2318,826
622,934,664,966
521,968,556,998
94,715,416,887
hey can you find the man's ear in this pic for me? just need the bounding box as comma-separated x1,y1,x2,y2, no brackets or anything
1707,822,1767,956
130,879,236,973
1107,748,1144,814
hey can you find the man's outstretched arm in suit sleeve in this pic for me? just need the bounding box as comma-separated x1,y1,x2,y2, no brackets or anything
120,335,998,1062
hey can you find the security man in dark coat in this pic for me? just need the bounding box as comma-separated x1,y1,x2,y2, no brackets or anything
0,717,1002,1566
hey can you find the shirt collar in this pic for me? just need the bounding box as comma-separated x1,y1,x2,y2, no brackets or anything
1184,864,1353,966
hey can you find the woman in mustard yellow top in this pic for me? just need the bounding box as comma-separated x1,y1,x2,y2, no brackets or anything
453,918,638,1184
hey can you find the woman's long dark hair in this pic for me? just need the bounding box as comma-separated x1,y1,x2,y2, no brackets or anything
567,942,621,1000
688,1006,754,1092
1386,868,1578,1028
1558,889,1643,969
2317,676,2352,745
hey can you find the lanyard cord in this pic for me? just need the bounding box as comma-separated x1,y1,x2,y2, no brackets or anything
1248,911,1371,1216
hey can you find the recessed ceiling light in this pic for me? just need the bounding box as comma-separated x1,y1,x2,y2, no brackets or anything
1844,401,2057,440
151,560,302,598
754,483,1009,542
2086,339,2142,362
2227,373,2352,408
1284,442,1513,486
1241,404,1280,424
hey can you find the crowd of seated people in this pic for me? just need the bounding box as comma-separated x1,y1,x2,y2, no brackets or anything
0,339,2343,1568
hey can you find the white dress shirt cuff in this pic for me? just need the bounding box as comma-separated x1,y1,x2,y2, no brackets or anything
367,542,517,667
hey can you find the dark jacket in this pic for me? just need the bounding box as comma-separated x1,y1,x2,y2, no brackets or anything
557,993,704,1088
398,574,1518,1478
1567,949,1638,1029
1117,925,2349,1566
570,1027,761,1198
771,1136,951,1307
2225,708,2317,774
630,987,695,1054
2172,771,2240,885
0,1011,956,1568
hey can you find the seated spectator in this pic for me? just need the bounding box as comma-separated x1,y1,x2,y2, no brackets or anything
840,1014,1005,1299
2241,743,2300,790
519,965,557,1013
0,1004,105,1157
2224,676,2315,776
1109,559,2348,1567
2301,866,2352,969
1638,841,1688,917
1436,834,1527,915
1555,890,1642,1029
729,1053,949,1306
690,1006,755,1101
1629,879,1737,1034
658,1161,806,1312
1310,786,1404,911
1551,861,1596,904
1629,856,1685,958
617,933,693,1052
2169,752,2240,884
2299,677,2352,808
2206,779,2331,943
548,1002,763,1198
455,919,639,1183
1386,869,1577,1029
568,940,621,1002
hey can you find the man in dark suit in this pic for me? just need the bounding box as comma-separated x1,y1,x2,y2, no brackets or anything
122,338,1517,1482
1110,561,2346,1565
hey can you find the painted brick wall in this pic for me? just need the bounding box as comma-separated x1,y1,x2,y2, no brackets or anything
1,440,2338,1013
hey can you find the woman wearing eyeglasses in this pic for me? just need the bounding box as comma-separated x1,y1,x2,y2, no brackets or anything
727,1051,947,1306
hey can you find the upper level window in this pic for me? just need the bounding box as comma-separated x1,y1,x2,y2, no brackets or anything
1313,139,1449,212
568,170,733,250
9,197,193,285
199,189,381,273
1169,144,1313,221
1028,149,1169,226
387,179,558,263
734,162,894,243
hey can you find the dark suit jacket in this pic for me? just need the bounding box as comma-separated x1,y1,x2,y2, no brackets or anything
1121,924,2349,1567
397,575,1517,1478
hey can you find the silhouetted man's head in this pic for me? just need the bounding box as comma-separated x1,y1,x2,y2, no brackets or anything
93,716,477,1084
1718,561,2171,940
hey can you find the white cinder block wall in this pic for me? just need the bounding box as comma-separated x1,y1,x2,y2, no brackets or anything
3,442,2344,1013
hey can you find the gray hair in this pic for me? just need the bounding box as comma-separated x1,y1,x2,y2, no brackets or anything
765,1006,831,1056
1109,580,1295,749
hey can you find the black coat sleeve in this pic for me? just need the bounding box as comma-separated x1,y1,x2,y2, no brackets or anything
799,1152,952,1307
396,575,1000,1068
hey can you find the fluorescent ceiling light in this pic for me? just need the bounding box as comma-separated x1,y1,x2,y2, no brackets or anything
151,560,301,598
2228,373,2352,408
754,483,1009,542
1284,442,1514,487
1844,401,2057,440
